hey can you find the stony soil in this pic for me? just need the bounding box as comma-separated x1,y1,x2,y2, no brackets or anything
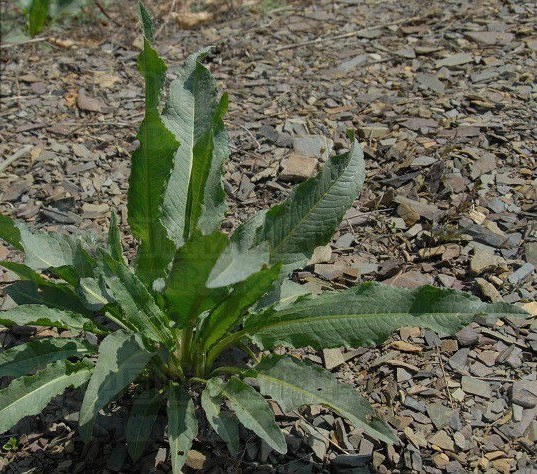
0,0,536,472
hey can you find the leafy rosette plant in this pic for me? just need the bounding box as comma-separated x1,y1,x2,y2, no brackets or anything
0,3,529,471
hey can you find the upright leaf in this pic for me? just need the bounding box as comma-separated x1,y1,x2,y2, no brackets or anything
236,139,365,276
167,383,198,473
217,377,287,454
79,331,154,440
199,264,280,351
127,387,162,462
128,14,178,287
0,338,95,378
163,231,228,326
100,253,173,348
107,212,124,262
0,304,104,334
0,359,92,434
245,282,529,350
28,0,49,36
0,213,22,250
161,50,229,246
201,383,239,456
250,355,398,444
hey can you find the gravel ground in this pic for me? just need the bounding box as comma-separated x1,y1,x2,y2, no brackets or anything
0,0,536,472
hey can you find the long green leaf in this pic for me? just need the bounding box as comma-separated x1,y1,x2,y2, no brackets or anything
167,382,198,473
199,264,280,352
250,355,397,444
201,382,239,456
0,261,91,315
0,213,22,250
126,387,161,462
79,331,154,440
0,304,104,334
216,377,287,454
163,231,228,326
0,359,92,434
244,283,529,350
100,253,173,348
161,50,229,246
0,338,95,378
236,138,364,275
128,18,178,287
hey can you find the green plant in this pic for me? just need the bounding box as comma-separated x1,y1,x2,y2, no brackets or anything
2,436,18,452
17,0,88,37
0,3,528,471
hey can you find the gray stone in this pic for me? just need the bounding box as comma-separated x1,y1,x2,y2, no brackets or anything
524,242,537,267
511,380,537,408
292,135,333,160
415,73,445,94
470,251,504,274
435,52,474,67
427,403,452,429
322,348,345,371
456,327,479,346
449,348,470,370
507,263,534,284
334,232,355,249
333,454,371,467
461,376,492,399
404,396,427,413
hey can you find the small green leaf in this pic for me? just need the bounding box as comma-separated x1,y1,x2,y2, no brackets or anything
0,359,92,434
161,50,229,246
28,0,49,36
0,213,22,250
0,338,95,378
79,331,154,441
219,377,287,454
164,231,229,326
250,354,398,444
107,212,124,262
0,304,104,334
128,22,178,287
201,381,239,456
167,383,198,473
126,388,161,462
245,282,529,350
138,1,154,42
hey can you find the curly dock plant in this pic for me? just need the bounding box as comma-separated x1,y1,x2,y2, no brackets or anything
0,3,528,471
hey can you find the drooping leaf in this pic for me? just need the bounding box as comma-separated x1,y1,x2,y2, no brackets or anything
199,264,280,352
201,381,239,456
126,387,162,462
78,277,109,311
160,50,229,246
236,139,365,276
16,224,82,273
0,359,92,434
107,212,124,262
28,0,49,36
255,279,311,311
206,242,270,288
250,354,398,444
245,282,529,350
0,304,104,335
167,382,198,473
163,231,228,326
79,331,154,440
0,213,22,250
0,261,90,314
216,377,287,454
100,253,174,348
128,16,178,287
0,338,95,378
